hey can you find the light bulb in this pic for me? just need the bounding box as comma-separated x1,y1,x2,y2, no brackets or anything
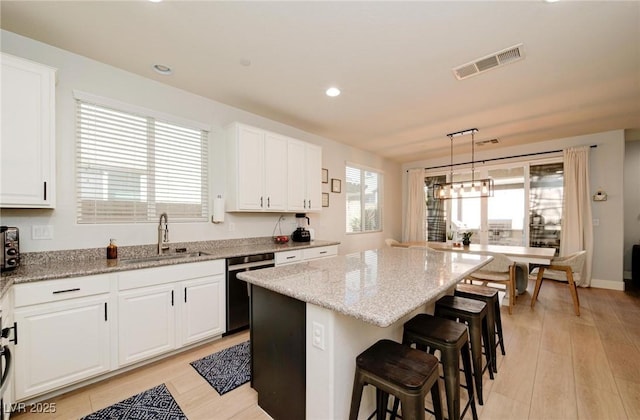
481,181,488,194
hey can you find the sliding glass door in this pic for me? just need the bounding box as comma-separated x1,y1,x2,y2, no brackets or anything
487,167,525,246
426,160,562,251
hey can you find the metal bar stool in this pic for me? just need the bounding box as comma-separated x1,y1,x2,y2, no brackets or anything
434,295,493,405
349,339,443,420
455,283,506,373
397,313,478,420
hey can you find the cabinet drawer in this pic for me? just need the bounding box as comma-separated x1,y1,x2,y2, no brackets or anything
14,274,111,307
303,245,338,260
275,250,302,266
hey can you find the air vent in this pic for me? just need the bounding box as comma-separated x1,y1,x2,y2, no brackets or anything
453,43,525,80
476,138,499,146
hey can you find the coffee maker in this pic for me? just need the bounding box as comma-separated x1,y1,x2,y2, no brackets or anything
292,213,311,242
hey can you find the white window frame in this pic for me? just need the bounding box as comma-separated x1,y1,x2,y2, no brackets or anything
74,90,210,224
345,163,384,234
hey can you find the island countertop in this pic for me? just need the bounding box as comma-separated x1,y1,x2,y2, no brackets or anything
237,246,492,327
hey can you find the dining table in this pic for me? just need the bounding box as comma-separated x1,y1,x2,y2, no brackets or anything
392,241,557,294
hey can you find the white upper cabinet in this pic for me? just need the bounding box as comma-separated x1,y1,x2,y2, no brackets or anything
227,123,287,211
287,139,322,212
0,53,56,208
226,122,322,213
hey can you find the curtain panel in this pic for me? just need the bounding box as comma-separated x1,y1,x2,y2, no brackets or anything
561,146,593,286
403,168,426,242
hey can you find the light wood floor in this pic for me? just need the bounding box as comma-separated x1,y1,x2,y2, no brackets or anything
13,278,640,420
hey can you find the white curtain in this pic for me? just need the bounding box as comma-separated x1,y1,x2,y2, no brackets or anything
403,168,426,242
561,146,593,286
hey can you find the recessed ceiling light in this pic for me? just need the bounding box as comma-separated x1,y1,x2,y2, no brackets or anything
149,0,162,3
326,87,341,97
544,0,559,3
153,64,172,75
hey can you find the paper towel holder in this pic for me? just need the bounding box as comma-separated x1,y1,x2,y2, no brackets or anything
212,194,225,223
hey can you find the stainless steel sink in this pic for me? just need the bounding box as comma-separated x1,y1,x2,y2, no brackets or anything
120,251,210,264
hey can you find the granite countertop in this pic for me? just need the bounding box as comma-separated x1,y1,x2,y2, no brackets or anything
0,238,340,297
237,247,492,328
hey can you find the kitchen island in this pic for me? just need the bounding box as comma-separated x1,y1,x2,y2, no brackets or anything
237,246,492,420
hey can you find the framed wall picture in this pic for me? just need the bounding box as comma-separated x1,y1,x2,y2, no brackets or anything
331,178,341,193
322,193,329,207
322,168,329,184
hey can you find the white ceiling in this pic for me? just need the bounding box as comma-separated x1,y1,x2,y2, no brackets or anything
2,1,639,162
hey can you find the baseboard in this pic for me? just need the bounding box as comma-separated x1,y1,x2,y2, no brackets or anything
590,278,625,291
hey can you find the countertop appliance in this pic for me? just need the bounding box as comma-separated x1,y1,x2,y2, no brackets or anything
291,213,311,243
225,252,275,335
1,226,19,272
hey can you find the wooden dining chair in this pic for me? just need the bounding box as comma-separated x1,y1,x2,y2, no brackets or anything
465,253,517,315
529,250,587,316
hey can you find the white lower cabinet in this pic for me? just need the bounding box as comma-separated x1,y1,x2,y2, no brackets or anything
118,283,176,366
117,260,225,367
11,260,225,401
180,276,225,346
275,245,338,266
13,274,112,401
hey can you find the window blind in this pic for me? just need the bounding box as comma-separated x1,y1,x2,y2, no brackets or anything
76,100,208,223
346,165,383,233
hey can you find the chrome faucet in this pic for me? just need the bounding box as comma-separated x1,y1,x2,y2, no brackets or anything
158,212,169,254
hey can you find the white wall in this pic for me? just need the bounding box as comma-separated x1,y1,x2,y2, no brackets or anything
402,130,626,288
0,30,402,255
624,137,640,278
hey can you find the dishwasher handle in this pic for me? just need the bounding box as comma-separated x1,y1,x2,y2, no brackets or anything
228,260,274,271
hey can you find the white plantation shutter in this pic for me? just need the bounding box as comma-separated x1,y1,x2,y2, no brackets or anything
345,164,383,233
76,97,208,223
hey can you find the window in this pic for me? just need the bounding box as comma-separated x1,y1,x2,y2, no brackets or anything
425,160,562,252
75,93,209,223
346,164,383,233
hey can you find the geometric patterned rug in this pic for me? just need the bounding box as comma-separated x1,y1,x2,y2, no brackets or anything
80,383,186,420
189,340,251,396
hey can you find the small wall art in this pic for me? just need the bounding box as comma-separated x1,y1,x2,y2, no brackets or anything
331,178,341,193
322,193,329,207
322,168,328,184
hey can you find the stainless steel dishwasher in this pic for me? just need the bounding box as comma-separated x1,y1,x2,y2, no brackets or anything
225,252,275,335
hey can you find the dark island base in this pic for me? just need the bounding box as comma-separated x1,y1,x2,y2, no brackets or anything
250,285,306,419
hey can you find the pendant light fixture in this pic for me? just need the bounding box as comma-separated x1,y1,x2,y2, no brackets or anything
433,128,494,200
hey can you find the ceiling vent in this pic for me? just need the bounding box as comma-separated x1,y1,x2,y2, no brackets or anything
476,138,499,146
453,43,525,80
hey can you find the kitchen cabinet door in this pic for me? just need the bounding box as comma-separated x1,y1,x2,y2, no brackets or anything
236,124,265,210
14,295,111,400
180,275,225,346
228,123,287,211
118,284,176,366
262,132,287,211
304,143,322,212
287,139,322,212
0,53,56,208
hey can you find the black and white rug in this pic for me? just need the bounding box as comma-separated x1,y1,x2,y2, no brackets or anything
81,383,186,420
190,340,251,396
